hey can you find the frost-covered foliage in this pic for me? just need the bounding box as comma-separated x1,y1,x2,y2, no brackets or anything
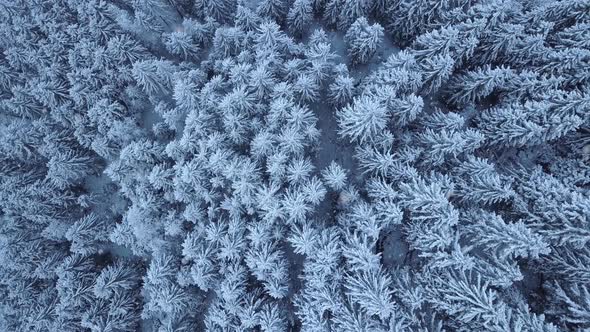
344,17,384,65
0,0,589,331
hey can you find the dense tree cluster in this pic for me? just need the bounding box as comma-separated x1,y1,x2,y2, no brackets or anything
0,0,589,331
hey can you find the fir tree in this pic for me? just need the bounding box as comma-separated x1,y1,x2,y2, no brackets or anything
46,150,98,189
287,0,314,36
337,94,390,143
344,17,384,65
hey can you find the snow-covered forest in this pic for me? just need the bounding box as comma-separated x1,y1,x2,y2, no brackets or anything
1,0,589,331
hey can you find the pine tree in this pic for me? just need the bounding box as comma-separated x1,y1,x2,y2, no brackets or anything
342,230,381,271
145,280,194,315
293,74,320,103
323,0,344,27
282,187,312,223
212,27,245,58
66,213,112,255
130,0,181,33
355,144,402,178
384,0,470,44
332,300,380,332
249,64,276,99
321,161,348,190
446,65,514,106
287,0,314,36
462,209,550,260
94,261,141,299
477,101,583,148
555,23,590,49
344,267,395,320
132,60,177,95
163,31,200,59
235,3,263,31
104,34,148,64
338,0,375,30
287,157,315,184
288,221,319,256
201,0,237,23
46,150,98,189
419,109,465,131
337,94,390,143
429,269,503,328
540,247,590,284
258,303,287,331
513,167,590,248
544,281,590,330
257,0,290,22
398,177,458,227
416,128,484,166
328,74,355,106
385,93,424,127
419,54,455,94
344,17,384,65
146,254,179,285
